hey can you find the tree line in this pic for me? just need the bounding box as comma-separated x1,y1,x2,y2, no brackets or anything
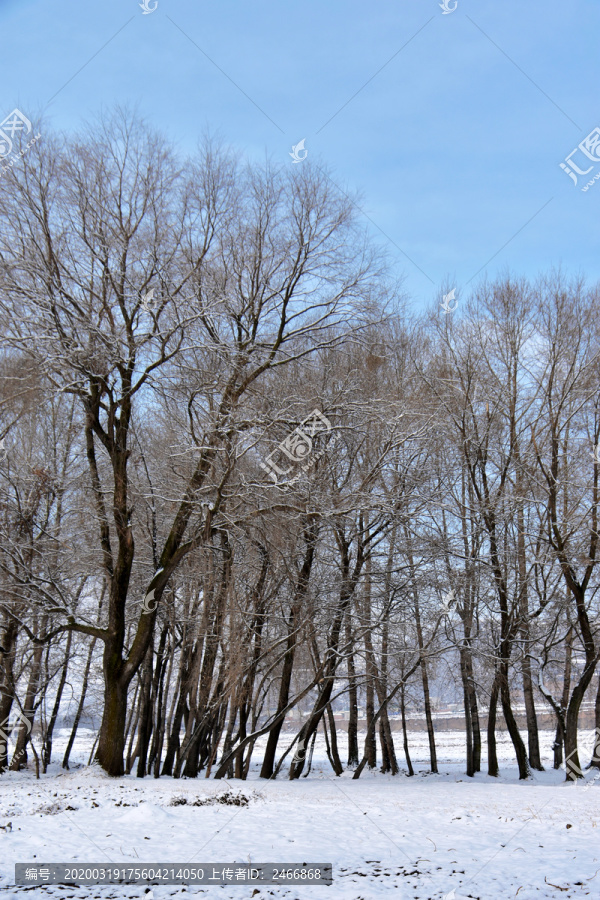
0,110,598,782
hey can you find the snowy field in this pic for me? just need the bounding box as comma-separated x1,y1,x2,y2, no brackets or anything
1,728,599,900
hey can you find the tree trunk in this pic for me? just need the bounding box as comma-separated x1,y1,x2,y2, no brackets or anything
458,478,481,775
377,615,398,775
552,627,572,770
460,645,474,777
516,457,542,771
152,634,174,778
161,683,188,777
468,660,482,773
96,665,128,777
521,641,542,770
289,533,363,781
327,704,343,774
420,652,438,774
260,519,318,779
364,672,377,768
181,538,231,779
404,525,437,772
564,661,598,781
10,629,45,771
500,663,530,779
259,636,299,779
362,555,377,769
0,619,19,773
591,673,600,770
487,671,500,777
345,614,359,767
135,641,155,777
232,546,269,778
302,731,318,778
125,680,141,774
43,631,72,772
323,705,343,775
62,637,97,770
148,624,171,775
400,684,414,776
459,603,482,779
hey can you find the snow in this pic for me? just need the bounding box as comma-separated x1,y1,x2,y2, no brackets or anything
1,728,599,899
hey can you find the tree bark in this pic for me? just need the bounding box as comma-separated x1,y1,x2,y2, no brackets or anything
323,705,343,775
260,519,318,779
96,672,129,777
487,671,500,777
43,631,72,772
500,662,530,779
136,639,155,778
400,684,414,776
460,644,474,777
362,553,377,769
289,527,364,780
62,637,97,770
591,673,600,770
565,661,598,780
10,633,45,771
345,613,359,767
0,620,19,773
551,627,572,769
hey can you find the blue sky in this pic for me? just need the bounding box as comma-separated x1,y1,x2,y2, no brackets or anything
1,0,598,311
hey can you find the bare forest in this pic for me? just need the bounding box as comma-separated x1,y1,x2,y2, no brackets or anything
1,111,599,786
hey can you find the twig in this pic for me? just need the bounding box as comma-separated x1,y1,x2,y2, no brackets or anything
544,875,568,891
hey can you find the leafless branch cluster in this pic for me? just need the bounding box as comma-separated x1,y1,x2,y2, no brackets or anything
0,112,598,784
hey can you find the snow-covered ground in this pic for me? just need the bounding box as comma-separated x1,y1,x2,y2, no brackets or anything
1,728,599,899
